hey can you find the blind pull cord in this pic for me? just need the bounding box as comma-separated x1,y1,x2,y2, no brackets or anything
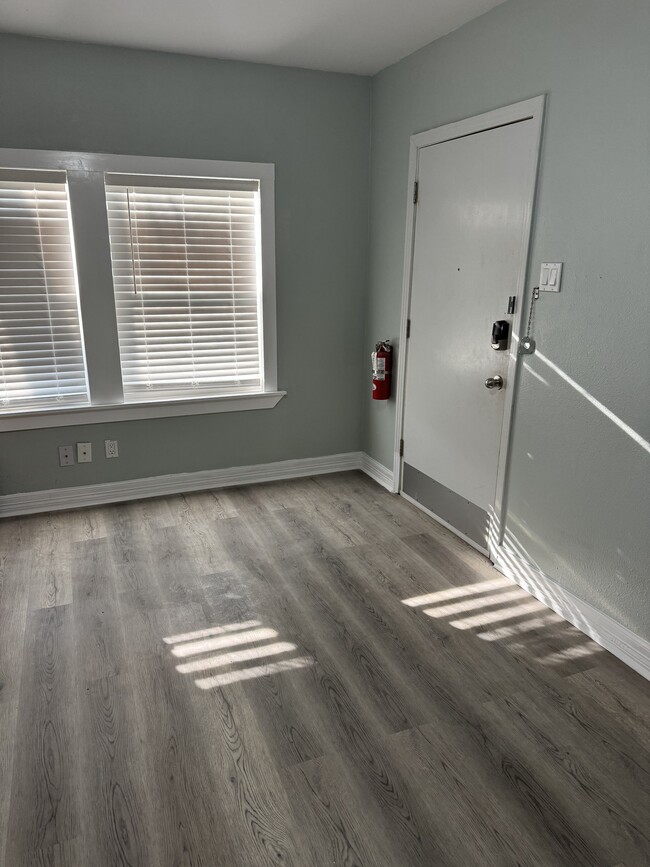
126,187,139,295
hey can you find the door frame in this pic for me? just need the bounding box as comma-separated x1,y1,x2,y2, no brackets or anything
393,95,546,561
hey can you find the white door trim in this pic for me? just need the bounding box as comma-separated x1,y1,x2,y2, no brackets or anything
393,96,546,559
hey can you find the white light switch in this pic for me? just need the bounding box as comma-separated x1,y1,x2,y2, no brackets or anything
539,262,563,292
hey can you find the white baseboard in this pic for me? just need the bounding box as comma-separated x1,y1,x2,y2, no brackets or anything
0,451,364,517
360,453,394,491
493,549,650,682
0,451,395,518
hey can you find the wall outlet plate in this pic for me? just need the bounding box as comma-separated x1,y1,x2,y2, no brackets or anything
77,442,92,463
58,445,74,466
105,439,119,459
539,262,563,292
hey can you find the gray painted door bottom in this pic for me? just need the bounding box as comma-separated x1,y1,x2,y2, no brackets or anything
401,462,489,549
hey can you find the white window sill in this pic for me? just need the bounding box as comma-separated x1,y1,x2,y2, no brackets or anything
0,390,286,432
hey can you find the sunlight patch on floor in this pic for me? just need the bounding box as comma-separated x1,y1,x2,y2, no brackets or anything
402,577,512,607
422,588,528,618
176,641,299,674
448,600,545,630
195,656,314,689
402,567,601,670
171,627,279,657
164,620,314,689
478,614,560,642
163,620,262,644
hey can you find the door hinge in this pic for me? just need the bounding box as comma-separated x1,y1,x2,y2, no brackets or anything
399,439,404,457
413,181,419,205
406,319,411,339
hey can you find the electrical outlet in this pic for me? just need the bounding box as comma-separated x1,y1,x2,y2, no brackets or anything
58,445,75,467
105,439,119,459
77,442,92,463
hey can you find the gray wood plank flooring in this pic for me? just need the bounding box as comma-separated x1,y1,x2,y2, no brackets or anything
0,471,648,866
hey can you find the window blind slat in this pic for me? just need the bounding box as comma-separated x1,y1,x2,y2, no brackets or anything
0,177,89,410
106,181,263,399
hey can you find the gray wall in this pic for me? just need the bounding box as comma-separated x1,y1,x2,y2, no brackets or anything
0,34,371,493
365,0,650,638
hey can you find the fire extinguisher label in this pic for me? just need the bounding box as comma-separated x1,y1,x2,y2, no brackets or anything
372,340,391,401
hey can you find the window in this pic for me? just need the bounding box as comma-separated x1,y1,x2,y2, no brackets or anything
0,170,88,410
105,177,263,400
0,150,282,431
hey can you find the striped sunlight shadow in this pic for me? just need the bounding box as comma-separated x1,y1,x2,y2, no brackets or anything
195,657,314,690
164,620,262,644
176,641,298,674
422,588,529,618
402,578,512,607
164,620,314,690
171,627,279,658
447,601,545,630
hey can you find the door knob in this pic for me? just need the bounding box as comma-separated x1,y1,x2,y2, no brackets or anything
485,375,503,390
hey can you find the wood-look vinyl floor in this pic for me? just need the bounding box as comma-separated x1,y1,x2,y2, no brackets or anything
0,471,648,867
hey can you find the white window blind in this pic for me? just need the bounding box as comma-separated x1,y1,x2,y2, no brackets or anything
0,170,88,410
105,175,264,400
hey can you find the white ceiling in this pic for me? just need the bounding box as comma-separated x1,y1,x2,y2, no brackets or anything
0,0,507,76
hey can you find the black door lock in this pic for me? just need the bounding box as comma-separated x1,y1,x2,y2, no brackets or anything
491,320,510,350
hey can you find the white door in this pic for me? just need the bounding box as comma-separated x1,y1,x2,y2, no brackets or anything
402,118,538,551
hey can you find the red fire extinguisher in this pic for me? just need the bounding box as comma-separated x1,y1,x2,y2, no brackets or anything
372,340,392,400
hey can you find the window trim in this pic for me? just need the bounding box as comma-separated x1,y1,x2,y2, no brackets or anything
0,390,286,432
0,148,282,430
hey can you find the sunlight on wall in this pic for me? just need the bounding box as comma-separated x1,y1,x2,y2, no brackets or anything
164,619,314,690
529,349,650,454
522,362,549,386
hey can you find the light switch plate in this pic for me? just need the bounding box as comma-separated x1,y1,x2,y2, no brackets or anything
539,262,563,292
77,442,92,463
